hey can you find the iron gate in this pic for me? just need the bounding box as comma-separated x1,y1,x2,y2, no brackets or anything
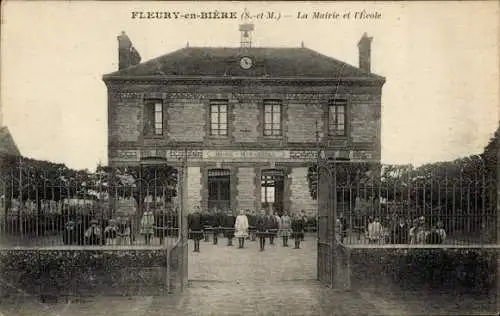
317,162,336,287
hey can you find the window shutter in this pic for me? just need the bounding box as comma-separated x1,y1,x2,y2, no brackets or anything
144,100,155,135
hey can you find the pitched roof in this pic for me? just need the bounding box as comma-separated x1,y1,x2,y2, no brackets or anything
103,47,384,80
0,126,20,157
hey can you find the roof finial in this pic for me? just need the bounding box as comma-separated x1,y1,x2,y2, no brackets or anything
239,7,254,48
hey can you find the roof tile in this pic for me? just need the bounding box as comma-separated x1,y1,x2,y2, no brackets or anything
104,47,383,80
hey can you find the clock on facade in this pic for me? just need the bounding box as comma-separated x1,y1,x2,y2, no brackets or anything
239,56,253,69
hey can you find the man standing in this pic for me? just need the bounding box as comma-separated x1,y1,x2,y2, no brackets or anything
390,216,408,244
267,207,279,245
291,212,305,249
256,209,268,251
223,209,236,246
300,210,308,241
247,209,257,241
211,206,221,245
201,208,211,242
188,207,203,252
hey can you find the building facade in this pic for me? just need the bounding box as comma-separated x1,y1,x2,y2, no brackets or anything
103,30,385,216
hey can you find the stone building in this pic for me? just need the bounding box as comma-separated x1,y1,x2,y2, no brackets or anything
102,28,385,216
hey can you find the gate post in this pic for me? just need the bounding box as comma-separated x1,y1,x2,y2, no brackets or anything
179,156,189,292
330,160,337,288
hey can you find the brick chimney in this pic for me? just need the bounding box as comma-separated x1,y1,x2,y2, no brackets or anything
357,33,373,73
118,31,141,70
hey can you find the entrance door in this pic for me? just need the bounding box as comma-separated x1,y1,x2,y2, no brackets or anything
208,169,231,212
261,169,285,214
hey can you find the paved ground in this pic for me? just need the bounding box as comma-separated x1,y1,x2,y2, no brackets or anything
0,233,497,315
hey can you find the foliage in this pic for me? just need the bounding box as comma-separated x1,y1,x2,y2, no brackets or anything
350,248,498,293
0,157,179,237
0,248,177,297
306,122,498,219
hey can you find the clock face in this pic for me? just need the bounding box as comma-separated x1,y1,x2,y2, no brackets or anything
239,56,253,69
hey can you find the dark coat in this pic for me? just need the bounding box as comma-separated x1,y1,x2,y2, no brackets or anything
188,212,203,231
213,212,224,227
201,213,211,227
391,223,409,244
267,215,279,230
292,217,306,232
63,221,78,245
222,214,236,228
222,214,235,238
256,215,269,232
248,214,257,227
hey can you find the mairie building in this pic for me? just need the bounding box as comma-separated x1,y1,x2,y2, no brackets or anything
102,27,385,216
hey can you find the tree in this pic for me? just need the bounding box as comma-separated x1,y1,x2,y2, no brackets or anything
307,161,381,201
96,164,178,235
0,155,89,234
482,122,499,181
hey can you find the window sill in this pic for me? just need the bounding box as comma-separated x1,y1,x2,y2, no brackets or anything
206,135,230,140
144,135,165,140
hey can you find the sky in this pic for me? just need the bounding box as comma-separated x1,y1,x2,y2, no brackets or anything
1,1,499,171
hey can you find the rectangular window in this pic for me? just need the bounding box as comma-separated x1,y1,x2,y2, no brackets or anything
210,100,228,136
144,100,163,136
263,100,282,136
261,169,285,213
328,99,347,136
208,169,231,212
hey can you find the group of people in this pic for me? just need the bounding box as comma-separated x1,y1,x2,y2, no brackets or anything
188,206,309,252
365,215,447,245
62,208,176,246
62,216,132,246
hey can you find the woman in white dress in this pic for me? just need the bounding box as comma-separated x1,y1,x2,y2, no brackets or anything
234,209,249,249
140,209,155,245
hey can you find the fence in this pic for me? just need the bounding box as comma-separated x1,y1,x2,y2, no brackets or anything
0,172,181,248
318,162,497,246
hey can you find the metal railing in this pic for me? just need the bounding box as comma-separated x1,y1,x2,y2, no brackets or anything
0,178,181,248
316,161,497,246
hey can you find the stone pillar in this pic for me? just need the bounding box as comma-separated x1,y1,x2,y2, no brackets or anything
289,167,318,216
186,167,201,213
236,167,256,211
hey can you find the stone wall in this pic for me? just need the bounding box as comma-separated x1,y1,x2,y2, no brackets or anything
186,167,201,213
235,167,256,211
350,94,381,146
287,102,324,143
167,101,205,142
289,167,317,216
107,83,382,154
233,102,259,143
107,92,142,144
